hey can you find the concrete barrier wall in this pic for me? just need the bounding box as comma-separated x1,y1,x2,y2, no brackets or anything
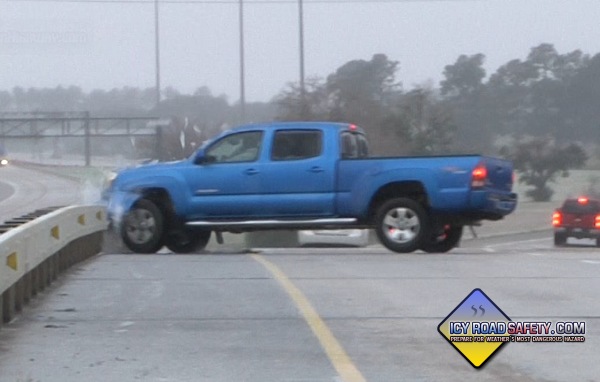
0,205,107,326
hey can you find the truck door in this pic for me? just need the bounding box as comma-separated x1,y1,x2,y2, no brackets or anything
258,129,335,217
184,130,264,219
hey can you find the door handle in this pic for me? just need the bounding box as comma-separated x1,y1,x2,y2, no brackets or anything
308,166,324,173
244,168,259,175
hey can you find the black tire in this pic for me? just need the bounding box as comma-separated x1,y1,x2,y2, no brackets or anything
165,230,211,254
554,233,567,247
374,197,430,253
421,225,463,253
596,238,600,248
120,199,165,254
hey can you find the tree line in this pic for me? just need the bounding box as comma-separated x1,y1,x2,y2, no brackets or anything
1,43,598,200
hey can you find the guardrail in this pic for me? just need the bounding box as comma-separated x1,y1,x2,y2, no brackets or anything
0,205,107,327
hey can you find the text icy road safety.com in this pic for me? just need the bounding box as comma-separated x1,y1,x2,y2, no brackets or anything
438,289,587,368
448,321,586,343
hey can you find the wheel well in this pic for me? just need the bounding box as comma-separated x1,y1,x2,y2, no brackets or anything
368,181,429,222
138,188,177,227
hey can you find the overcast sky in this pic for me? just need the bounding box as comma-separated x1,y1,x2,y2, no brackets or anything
1,0,600,102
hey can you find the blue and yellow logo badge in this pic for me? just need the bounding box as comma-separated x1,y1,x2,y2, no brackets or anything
438,288,511,368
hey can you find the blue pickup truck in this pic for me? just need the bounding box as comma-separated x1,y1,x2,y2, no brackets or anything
104,122,517,254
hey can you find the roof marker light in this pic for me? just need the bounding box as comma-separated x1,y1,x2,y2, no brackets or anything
578,197,589,204
349,124,357,131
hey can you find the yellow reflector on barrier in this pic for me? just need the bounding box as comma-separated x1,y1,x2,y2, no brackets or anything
6,252,17,271
51,225,60,240
78,214,86,225
96,211,103,221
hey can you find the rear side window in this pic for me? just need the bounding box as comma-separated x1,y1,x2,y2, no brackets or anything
562,200,600,214
356,134,369,157
341,132,369,159
271,130,322,161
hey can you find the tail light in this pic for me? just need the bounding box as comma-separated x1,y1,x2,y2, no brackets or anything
552,212,562,227
596,215,600,229
471,164,487,188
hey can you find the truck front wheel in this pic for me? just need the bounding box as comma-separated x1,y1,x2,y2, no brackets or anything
375,198,430,253
121,199,165,254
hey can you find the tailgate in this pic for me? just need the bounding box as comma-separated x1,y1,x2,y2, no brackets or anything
482,157,513,192
467,156,517,219
560,199,600,228
562,212,597,228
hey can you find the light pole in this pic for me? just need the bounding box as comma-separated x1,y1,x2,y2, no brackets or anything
239,0,246,123
298,0,307,119
154,0,161,109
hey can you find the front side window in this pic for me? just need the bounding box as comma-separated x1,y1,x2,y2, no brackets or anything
206,131,262,163
271,130,322,161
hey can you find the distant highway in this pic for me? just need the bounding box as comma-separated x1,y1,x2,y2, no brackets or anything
0,179,14,204
0,164,82,221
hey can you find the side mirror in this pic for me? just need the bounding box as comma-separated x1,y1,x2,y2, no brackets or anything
193,150,216,165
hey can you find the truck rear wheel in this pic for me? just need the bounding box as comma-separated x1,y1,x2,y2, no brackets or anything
421,225,463,253
375,198,430,253
554,233,567,246
166,230,211,254
121,199,165,254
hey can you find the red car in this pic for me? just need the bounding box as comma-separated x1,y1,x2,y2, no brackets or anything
552,197,600,247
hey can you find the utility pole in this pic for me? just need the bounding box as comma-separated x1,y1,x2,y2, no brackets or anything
239,0,246,123
154,0,161,109
298,0,307,120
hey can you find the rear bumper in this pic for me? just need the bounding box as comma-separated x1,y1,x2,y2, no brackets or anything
555,227,600,239
466,190,518,220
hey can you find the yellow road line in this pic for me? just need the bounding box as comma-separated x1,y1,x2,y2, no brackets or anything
251,254,366,382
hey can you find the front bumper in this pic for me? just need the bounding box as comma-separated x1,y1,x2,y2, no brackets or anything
103,189,142,231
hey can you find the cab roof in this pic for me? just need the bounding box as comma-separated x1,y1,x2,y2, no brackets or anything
229,121,364,134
